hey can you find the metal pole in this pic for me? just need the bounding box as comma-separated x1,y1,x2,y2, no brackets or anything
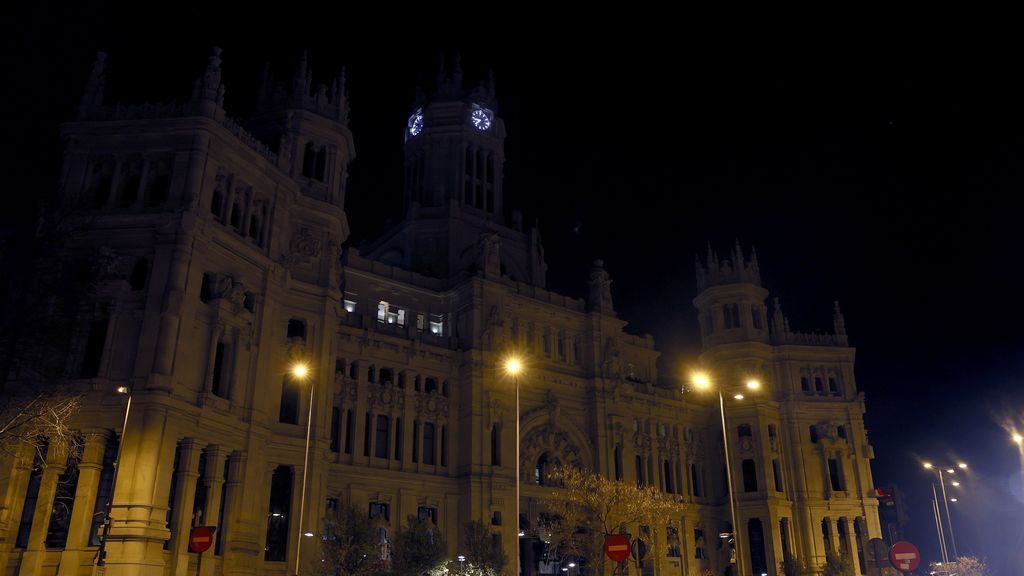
938,471,958,559
96,390,132,567
515,374,520,576
931,484,948,563
294,377,316,576
719,391,743,576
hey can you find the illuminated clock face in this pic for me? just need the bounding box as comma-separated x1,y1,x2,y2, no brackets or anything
471,108,492,131
407,110,424,137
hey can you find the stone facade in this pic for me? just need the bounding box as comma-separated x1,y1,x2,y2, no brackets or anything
0,51,880,576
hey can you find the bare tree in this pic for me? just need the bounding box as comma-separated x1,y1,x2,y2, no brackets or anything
542,465,685,575
930,556,991,576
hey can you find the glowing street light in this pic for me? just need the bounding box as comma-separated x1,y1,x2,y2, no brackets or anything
688,370,761,576
504,355,524,576
291,361,314,576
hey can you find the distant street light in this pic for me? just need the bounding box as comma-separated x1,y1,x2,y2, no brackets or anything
922,460,964,562
689,371,761,576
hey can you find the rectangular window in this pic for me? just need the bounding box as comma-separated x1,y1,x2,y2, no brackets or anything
742,459,758,492
279,377,299,424
192,451,208,528
344,409,353,454
417,506,438,524
375,415,390,459
163,443,180,550
364,413,372,457
690,463,703,498
542,327,551,355
264,465,292,561
80,317,108,378
635,455,645,488
412,420,419,463
557,331,566,359
423,423,436,465
663,460,674,494
416,313,425,331
286,318,306,340
395,417,403,461
614,446,623,481
89,435,118,546
16,443,47,548
429,314,444,335
211,341,227,397
215,456,229,555
369,502,390,522
441,425,448,466
694,528,706,559
828,458,845,491
330,407,340,453
491,425,501,466
773,459,784,493
752,305,763,329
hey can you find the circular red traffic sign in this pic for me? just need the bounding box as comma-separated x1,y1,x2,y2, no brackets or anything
189,526,215,554
888,541,920,573
604,534,630,562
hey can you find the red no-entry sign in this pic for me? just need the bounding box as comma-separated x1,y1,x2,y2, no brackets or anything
888,540,920,573
189,526,215,554
604,534,630,562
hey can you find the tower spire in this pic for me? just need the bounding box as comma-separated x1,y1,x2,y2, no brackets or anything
78,52,107,119
190,47,225,118
833,301,847,336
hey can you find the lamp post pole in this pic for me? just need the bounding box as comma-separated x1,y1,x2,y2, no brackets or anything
930,483,948,563
294,364,314,576
514,371,521,576
937,470,958,559
504,356,524,576
96,385,132,568
717,390,744,576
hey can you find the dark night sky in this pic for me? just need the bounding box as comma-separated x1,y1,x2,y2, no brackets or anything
6,5,1024,573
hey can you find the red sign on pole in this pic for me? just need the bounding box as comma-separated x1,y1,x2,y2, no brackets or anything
189,526,215,554
604,534,631,562
888,541,920,573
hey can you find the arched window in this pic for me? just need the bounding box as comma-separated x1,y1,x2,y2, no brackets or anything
535,453,550,486
491,424,501,466
800,376,811,393
809,426,819,443
814,377,824,394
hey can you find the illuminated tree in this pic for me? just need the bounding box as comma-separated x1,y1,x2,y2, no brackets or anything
461,520,507,576
390,515,448,576
541,465,685,575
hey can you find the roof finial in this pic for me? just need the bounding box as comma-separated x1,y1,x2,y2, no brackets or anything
191,47,225,117
833,301,847,336
78,52,107,119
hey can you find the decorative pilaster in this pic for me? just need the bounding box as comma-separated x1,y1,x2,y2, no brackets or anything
170,439,205,576
56,430,111,576
198,446,228,576
17,445,69,576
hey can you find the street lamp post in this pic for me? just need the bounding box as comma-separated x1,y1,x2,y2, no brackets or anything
292,362,313,576
95,384,132,568
504,356,523,576
691,372,760,576
923,461,965,562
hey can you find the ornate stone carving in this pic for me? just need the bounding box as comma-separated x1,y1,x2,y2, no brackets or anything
519,423,582,481
287,227,322,264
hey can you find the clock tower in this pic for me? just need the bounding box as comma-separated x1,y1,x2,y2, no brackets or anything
362,60,547,286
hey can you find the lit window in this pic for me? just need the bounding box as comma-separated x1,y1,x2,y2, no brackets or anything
429,314,444,335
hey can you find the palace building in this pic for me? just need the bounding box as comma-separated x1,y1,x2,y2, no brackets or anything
0,50,881,575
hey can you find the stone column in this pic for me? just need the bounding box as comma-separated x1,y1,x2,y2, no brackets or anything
171,439,205,576
17,444,69,576
198,446,227,576
56,430,111,575
221,452,260,576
